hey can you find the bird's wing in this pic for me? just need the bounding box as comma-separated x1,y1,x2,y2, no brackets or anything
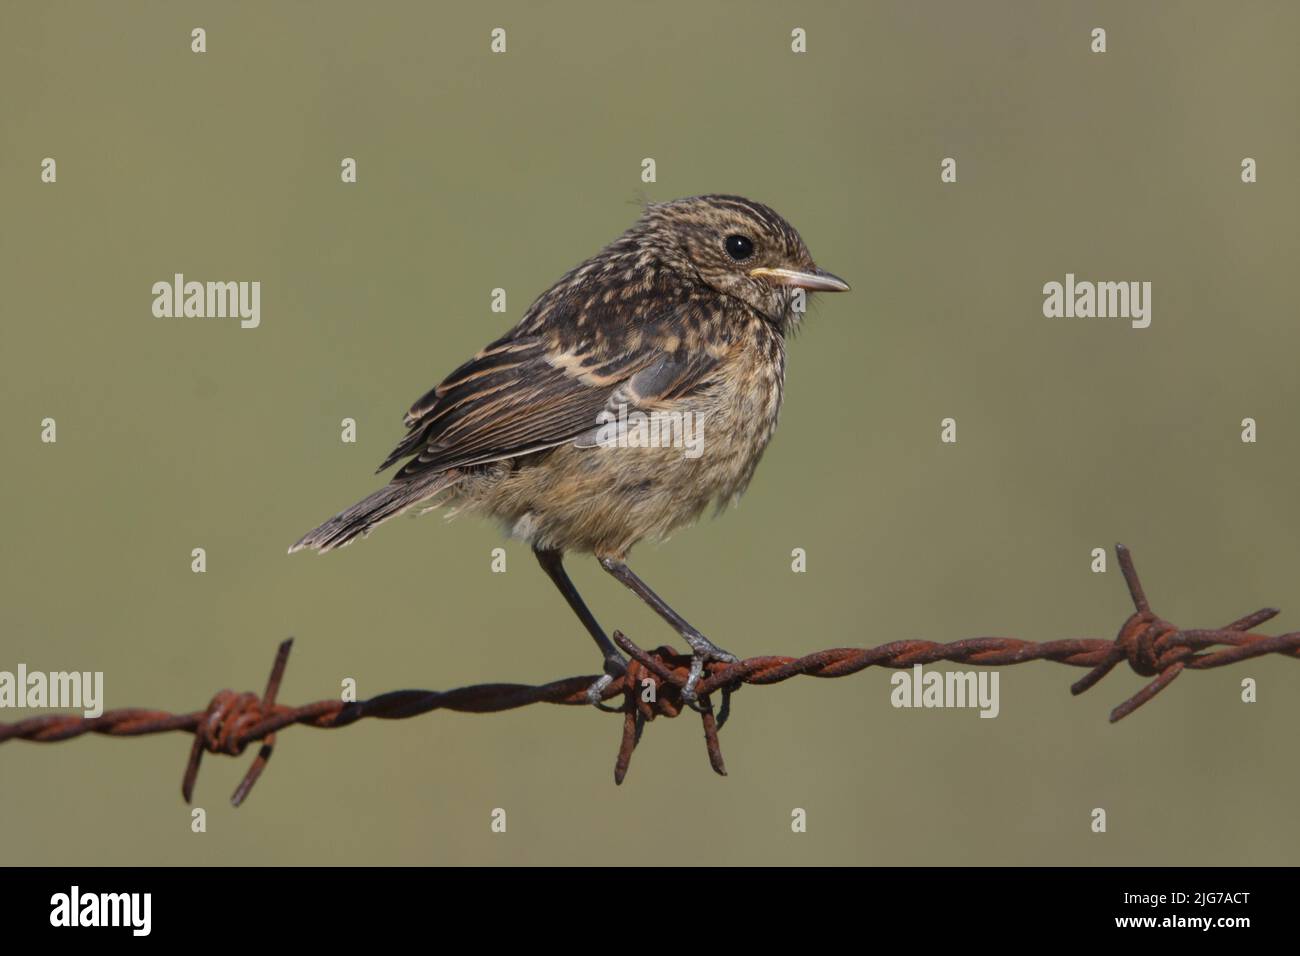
378,328,723,481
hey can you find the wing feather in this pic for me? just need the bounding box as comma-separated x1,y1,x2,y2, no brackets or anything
379,329,722,481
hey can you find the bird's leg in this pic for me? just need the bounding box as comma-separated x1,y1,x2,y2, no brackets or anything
598,557,739,706
534,547,626,710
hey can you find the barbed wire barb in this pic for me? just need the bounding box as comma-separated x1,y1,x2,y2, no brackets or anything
2,544,1297,803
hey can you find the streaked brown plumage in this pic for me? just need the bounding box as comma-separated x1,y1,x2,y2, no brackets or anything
291,195,849,703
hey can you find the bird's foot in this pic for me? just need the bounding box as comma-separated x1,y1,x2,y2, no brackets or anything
680,635,740,709
586,652,628,712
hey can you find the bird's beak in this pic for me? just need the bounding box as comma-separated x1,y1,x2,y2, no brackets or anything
748,266,851,292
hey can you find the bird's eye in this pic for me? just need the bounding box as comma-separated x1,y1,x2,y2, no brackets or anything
724,235,754,261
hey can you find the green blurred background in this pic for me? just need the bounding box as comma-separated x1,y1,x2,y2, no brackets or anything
2,0,1298,865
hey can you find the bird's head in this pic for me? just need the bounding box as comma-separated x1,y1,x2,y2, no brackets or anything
639,194,849,327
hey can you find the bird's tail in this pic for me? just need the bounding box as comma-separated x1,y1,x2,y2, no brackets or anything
288,472,458,554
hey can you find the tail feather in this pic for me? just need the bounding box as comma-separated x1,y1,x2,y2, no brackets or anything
289,472,457,554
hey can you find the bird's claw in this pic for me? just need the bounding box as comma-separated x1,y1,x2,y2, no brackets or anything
680,643,740,710
585,654,627,712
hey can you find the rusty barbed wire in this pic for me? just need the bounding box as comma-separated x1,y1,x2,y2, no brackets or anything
3,544,1297,802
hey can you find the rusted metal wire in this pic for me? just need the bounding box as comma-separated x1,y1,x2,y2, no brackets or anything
3,545,1297,802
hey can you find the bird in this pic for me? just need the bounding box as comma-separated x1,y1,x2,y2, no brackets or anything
290,195,849,705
